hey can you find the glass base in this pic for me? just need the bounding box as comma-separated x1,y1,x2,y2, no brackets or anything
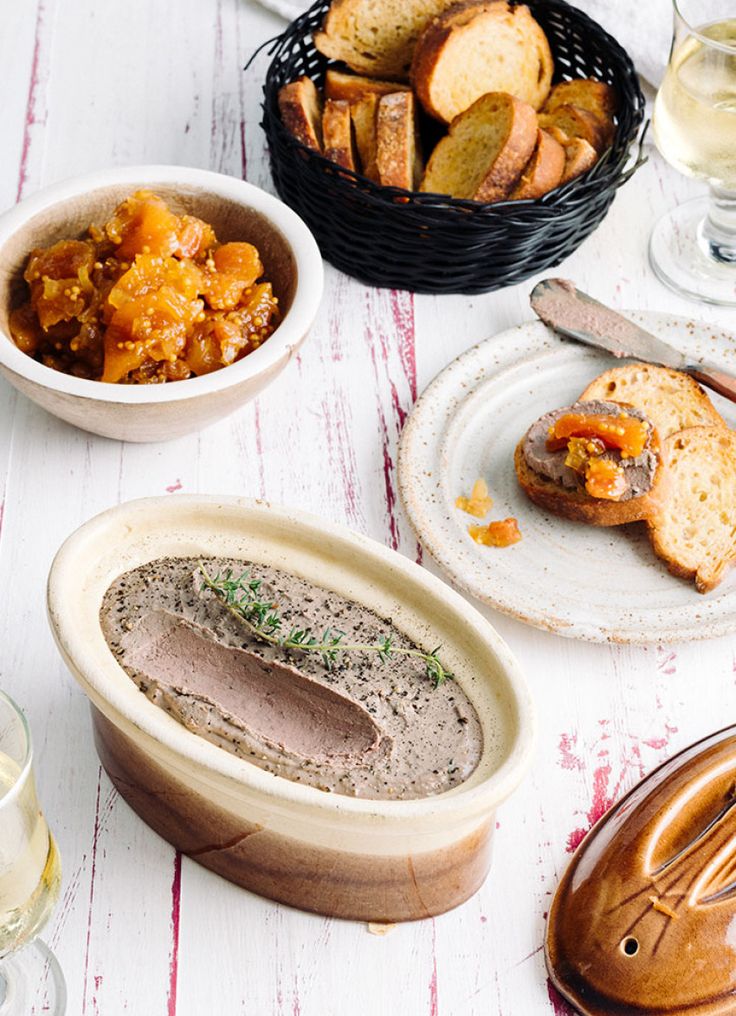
0,939,66,1015
649,196,736,306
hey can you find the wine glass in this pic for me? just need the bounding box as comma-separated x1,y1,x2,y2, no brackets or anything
0,691,65,1015
651,0,736,304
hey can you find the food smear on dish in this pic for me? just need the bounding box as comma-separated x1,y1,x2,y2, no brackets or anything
468,518,522,547
455,476,493,517
9,191,280,384
100,557,484,800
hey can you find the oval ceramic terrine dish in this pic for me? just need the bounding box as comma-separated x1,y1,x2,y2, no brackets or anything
0,166,323,442
546,725,736,1015
46,495,535,922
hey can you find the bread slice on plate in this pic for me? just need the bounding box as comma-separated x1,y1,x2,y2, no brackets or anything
278,76,323,151
322,99,359,170
376,92,422,189
539,104,608,154
647,427,736,592
544,78,617,145
509,128,565,200
580,363,727,440
514,438,666,527
420,92,538,201
324,69,411,103
314,0,454,80
412,1,553,123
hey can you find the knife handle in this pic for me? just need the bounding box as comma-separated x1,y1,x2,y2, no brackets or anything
688,368,736,406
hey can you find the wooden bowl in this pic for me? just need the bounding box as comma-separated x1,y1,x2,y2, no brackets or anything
47,495,536,922
0,166,323,442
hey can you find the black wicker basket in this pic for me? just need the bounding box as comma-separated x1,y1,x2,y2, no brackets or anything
260,0,646,295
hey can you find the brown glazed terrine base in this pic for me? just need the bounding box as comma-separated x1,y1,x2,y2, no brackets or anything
92,706,493,922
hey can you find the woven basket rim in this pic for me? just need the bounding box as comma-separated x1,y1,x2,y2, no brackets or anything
261,0,647,216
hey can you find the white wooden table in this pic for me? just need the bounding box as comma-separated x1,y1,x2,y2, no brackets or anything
1,3,730,1014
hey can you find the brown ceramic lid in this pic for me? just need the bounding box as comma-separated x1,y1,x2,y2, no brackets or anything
546,726,736,1015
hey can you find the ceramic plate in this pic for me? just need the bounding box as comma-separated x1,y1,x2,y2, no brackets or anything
398,313,736,644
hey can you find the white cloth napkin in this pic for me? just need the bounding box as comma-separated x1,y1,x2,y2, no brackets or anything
252,0,673,86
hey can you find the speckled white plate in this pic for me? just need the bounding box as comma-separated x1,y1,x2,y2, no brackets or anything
398,313,736,644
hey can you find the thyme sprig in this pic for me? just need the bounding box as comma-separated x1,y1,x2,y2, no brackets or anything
197,563,452,687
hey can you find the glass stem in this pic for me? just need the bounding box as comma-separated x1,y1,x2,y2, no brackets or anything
699,184,736,264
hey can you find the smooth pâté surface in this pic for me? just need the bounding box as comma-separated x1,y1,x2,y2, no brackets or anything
0,2,732,1014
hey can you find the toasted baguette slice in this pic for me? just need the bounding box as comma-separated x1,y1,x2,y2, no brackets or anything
351,95,380,180
509,128,565,200
546,130,598,184
420,92,538,201
580,364,727,440
544,78,617,146
324,69,411,103
376,92,422,189
647,427,736,592
539,104,607,154
514,438,666,527
278,76,323,151
412,1,553,122
322,99,359,170
314,0,453,80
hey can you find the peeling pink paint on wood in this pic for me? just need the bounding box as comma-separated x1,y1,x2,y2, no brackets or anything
17,0,47,201
558,733,584,771
547,980,576,1015
364,290,418,551
167,851,182,1016
429,918,439,1016
657,648,677,674
81,768,103,1015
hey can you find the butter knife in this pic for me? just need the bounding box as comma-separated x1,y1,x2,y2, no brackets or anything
530,278,736,405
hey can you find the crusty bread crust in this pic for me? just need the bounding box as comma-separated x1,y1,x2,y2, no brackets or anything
550,133,598,184
324,70,410,103
278,76,323,151
509,128,565,200
647,427,736,592
411,1,553,122
420,92,537,201
539,104,607,154
514,434,667,527
351,94,380,180
376,92,421,189
543,78,617,146
314,0,454,80
322,99,359,170
580,364,727,440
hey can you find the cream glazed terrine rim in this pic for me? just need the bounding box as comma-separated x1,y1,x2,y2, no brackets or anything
47,495,536,829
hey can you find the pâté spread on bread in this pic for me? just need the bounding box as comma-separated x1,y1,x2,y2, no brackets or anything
100,557,483,800
516,399,663,525
10,190,279,383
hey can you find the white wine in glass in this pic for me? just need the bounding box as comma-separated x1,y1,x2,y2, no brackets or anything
651,1,736,304
0,693,64,1015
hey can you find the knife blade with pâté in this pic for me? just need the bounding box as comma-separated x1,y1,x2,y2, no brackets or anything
530,279,736,405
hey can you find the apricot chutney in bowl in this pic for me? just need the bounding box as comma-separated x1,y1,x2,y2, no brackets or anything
0,166,323,441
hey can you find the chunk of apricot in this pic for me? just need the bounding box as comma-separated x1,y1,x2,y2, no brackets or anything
547,413,648,459
468,518,522,547
584,458,627,500
102,287,203,382
105,191,183,260
108,254,202,309
200,243,263,310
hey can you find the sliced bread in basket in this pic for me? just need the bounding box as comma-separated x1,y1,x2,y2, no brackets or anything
420,92,537,200
411,1,553,123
